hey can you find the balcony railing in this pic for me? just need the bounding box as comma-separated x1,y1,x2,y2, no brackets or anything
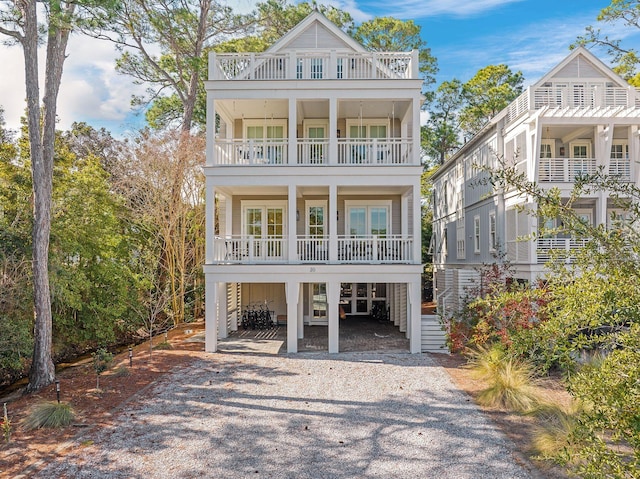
214,139,288,165
537,238,589,263
609,158,632,180
210,51,416,81
213,235,413,264
505,85,640,123
337,236,413,263
538,158,597,182
337,138,412,165
212,138,415,165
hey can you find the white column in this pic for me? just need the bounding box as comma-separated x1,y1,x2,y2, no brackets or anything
205,279,218,352
412,182,421,264
286,281,299,353
288,98,297,165
217,282,228,339
327,280,340,353
205,183,216,264
412,93,421,166
288,184,297,262
297,283,304,339
409,280,422,354
329,184,338,263
206,95,215,166
329,97,338,165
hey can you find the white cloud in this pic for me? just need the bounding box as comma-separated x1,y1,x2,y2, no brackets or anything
0,34,145,135
365,0,524,19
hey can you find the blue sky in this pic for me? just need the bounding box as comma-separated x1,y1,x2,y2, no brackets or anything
0,0,634,135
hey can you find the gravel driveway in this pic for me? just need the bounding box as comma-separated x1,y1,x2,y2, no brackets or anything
36,351,537,479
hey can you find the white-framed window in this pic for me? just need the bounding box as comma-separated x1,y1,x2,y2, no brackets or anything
243,119,287,139
569,140,591,158
611,141,629,159
240,200,287,248
456,186,464,226
310,57,324,79
345,118,390,139
345,200,391,237
540,140,554,158
474,215,481,253
489,211,497,251
456,239,465,259
305,201,327,237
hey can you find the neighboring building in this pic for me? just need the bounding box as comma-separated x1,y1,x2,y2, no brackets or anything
203,12,424,353
432,47,640,315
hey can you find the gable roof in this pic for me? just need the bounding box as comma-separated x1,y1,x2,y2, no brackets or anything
266,11,366,54
534,46,629,88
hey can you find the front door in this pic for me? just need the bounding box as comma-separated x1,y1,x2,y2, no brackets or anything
340,283,387,316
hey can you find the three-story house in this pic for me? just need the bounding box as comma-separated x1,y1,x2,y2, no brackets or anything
203,12,424,353
432,47,640,314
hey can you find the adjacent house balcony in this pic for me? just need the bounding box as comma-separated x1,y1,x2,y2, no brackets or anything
536,238,589,263
538,157,632,182
209,51,419,81
505,85,640,123
212,235,414,264
212,138,415,166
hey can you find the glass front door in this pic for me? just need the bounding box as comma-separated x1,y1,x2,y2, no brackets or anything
340,283,388,316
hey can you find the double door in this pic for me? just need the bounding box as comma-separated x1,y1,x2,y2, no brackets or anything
339,283,387,316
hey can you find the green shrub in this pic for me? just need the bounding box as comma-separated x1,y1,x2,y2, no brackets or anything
22,401,75,430
565,330,640,478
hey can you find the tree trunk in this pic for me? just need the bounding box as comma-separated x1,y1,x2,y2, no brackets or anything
25,0,74,392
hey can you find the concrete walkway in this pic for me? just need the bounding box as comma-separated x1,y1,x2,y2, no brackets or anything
35,351,538,479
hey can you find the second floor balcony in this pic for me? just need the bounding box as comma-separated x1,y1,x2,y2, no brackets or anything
212,138,415,166
538,157,632,182
212,235,414,265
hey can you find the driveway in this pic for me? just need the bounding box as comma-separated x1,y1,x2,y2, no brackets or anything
35,351,538,478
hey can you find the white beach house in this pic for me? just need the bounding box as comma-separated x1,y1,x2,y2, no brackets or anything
203,12,425,353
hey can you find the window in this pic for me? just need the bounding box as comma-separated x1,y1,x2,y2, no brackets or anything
336,58,343,79
611,142,629,159
306,201,326,237
540,141,553,158
242,201,287,258
610,141,630,177
474,216,481,253
489,211,497,251
345,201,391,237
310,58,323,79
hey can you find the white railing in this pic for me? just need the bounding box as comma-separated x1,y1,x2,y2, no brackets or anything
297,237,329,262
538,157,597,182
537,238,589,263
337,138,413,165
505,85,640,124
297,139,329,165
213,235,413,263
211,51,415,81
609,157,632,180
338,235,413,263
213,236,286,263
214,139,288,165
212,138,416,165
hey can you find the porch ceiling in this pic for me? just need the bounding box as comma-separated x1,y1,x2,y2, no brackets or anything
215,98,412,123
215,185,412,197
